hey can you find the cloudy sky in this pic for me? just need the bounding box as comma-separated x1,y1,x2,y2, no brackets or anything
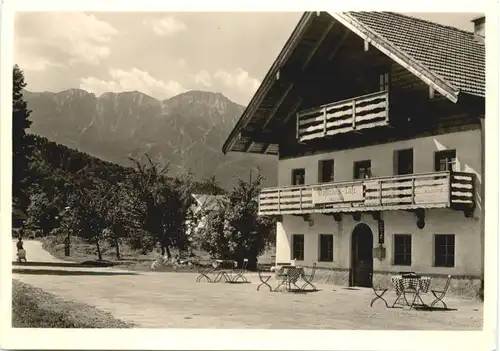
14,12,482,105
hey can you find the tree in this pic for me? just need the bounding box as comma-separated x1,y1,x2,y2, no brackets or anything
127,155,176,258
12,65,33,210
102,182,142,259
67,181,110,261
24,192,61,236
192,170,274,270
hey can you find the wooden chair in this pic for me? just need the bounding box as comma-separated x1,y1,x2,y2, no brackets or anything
370,273,389,308
257,265,273,291
430,275,452,309
301,263,317,291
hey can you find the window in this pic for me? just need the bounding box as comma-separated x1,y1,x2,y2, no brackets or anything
434,234,455,267
319,159,335,183
318,234,334,262
393,234,412,266
291,168,305,185
434,150,457,172
292,234,305,261
354,160,372,179
395,149,414,175
379,72,389,91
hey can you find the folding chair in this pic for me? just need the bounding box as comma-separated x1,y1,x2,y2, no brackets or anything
196,263,213,283
257,265,273,291
232,258,249,282
430,275,452,309
301,263,317,291
370,273,389,308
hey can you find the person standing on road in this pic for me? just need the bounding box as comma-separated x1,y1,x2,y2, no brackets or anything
16,237,24,251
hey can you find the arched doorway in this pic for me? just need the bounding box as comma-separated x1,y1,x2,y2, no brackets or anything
350,223,373,287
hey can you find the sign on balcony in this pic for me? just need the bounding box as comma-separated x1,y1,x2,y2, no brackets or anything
311,184,364,205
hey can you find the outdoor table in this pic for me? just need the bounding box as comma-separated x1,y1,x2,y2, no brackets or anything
274,266,305,292
391,275,432,309
212,259,237,283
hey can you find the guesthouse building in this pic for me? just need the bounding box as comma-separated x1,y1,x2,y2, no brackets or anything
222,12,485,297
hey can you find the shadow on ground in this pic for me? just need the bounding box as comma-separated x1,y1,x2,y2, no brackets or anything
12,261,116,268
12,268,138,276
413,306,458,312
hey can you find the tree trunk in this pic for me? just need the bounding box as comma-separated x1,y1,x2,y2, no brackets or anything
165,244,171,259
95,239,102,261
115,238,121,260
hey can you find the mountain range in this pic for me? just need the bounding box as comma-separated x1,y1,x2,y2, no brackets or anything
24,89,277,188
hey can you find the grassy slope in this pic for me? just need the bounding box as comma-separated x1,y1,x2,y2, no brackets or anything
12,280,134,328
40,235,276,272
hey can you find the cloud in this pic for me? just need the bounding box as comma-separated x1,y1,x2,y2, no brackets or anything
193,70,213,87
144,16,187,37
16,58,62,72
80,67,187,100
213,68,260,94
15,13,118,67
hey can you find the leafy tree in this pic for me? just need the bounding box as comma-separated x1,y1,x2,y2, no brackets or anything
67,181,111,261
193,170,274,270
12,65,33,210
127,155,175,257
24,192,60,236
102,182,142,259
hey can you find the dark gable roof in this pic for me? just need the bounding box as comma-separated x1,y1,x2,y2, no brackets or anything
349,12,485,98
222,11,485,154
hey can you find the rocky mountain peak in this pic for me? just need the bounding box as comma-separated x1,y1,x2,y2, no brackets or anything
23,88,276,188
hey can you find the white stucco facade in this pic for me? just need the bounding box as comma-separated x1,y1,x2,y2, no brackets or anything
274,128,483,279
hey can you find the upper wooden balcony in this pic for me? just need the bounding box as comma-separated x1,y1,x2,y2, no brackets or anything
258,171,475,217
296,91,389,142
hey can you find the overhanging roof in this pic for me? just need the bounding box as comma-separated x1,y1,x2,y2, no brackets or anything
222,11,485,155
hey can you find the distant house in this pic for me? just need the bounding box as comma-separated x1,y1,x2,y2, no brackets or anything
186,194,229,236
222,12,485,297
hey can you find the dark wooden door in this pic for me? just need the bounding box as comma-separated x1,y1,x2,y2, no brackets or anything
351,223,373,287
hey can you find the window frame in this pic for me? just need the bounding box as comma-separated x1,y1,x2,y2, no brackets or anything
393,234,412,266
292,234,305,261
434,234,455,267
291,168,305,185
379,71,390,92
318,159,335,183
353,160,372,179
394,148,414,175
434,149,457,172
318,234,334,262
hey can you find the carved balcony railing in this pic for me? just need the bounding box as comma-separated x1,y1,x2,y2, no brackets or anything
258,171,475,216
296,90,389,142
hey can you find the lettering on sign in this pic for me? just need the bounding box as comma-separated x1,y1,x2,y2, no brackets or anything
378,220,385,244
312,184,364,205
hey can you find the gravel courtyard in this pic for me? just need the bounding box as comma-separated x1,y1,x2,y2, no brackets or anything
12,241,483,329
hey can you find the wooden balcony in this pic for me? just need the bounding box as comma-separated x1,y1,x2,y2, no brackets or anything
296,91,389,142
259,171,475,216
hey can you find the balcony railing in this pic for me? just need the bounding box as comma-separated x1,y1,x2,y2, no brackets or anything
296,91,389,142
258,171,475,216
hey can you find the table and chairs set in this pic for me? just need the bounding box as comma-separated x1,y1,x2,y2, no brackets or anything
370,272,452,309
196,258,249,283
257,263,317,293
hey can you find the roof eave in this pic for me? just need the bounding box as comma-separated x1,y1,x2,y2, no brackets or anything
222,12,316,154
329,12,460,104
